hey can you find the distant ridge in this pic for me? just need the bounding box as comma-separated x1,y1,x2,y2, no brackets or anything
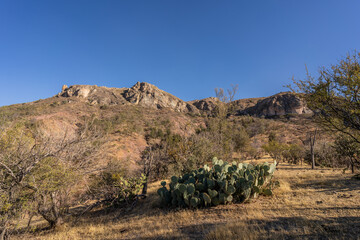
57,82,311,117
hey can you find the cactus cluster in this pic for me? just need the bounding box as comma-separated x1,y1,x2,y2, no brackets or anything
157,157,276,208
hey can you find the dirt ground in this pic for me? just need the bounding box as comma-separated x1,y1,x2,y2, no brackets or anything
14,160,360,240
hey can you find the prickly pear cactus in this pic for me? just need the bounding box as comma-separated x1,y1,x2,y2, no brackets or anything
157,158,277,208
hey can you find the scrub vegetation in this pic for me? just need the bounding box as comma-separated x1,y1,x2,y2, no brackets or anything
1,52,360,239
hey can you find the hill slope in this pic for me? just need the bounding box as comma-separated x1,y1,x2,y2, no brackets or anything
0,82,315,173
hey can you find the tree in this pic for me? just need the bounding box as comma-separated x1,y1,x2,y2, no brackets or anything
309,129,317,169
214,84,239,118
282,144,305,165
0,120,100,237
291,51,360,143
334,135,360,173
212,84,239,154
262,140,286,163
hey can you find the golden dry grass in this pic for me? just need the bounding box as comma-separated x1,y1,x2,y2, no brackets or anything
14,161,360,240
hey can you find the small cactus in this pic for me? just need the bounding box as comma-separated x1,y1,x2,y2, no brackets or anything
178,184,187,193
190,197,200,208
202,193,211,206
171,176,178,183
187,184,195,195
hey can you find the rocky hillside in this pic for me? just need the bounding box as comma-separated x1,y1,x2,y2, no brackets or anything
58,82,199,113
58,82,311,118
0,82,317,176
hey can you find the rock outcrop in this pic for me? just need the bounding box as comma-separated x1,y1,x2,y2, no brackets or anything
237,92,312,117
123,82,199,113
58,85,127,105
58,82,199,113
58,83,311,117
231,97,265,113
189,97,220,112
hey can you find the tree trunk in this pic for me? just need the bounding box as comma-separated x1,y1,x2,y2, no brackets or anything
38,193,63,229
142,178,148,195
38,209,63,229
311,144,315,169
141,148,153,195
310,129,317,169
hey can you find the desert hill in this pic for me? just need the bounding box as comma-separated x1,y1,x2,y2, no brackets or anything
0,82,316,173
3,82,357,240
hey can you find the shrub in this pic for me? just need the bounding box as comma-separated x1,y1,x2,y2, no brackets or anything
88,164,146,207
157,157,277,208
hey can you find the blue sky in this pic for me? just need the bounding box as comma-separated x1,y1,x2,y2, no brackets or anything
1,0,360,106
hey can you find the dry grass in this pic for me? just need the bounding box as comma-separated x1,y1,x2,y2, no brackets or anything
14,161,360,240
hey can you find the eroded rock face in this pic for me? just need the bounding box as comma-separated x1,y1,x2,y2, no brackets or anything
58,85,127,105
58,82,199,113
123,82,198,113
239,92,312,117
190,97,219,112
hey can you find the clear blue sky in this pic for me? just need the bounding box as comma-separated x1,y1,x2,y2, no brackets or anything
1,0,360,106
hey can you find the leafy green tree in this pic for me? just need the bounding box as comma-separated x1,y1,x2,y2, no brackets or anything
282,144,305,165
291,51,360,143
262,140,286,163
334,135,360,173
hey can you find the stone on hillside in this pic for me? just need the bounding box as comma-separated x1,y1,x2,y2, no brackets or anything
190,97,219,112
58,85,127,105
124,82,199,113
62,85,68,92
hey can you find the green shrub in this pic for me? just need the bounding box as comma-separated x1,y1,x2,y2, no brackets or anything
157,157,276,208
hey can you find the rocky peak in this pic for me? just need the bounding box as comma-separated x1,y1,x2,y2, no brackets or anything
123,82,199,113
58,82,199,113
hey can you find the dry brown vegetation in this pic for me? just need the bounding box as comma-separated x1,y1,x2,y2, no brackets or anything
14,157,360,240
2,88,359,239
